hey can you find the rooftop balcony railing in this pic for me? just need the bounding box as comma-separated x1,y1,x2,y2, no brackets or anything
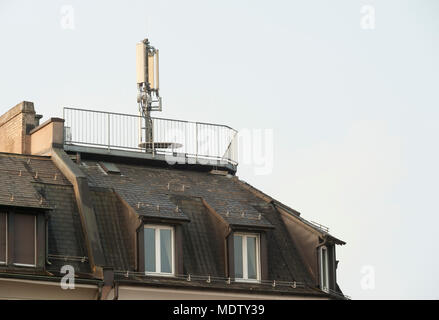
63,107,238,167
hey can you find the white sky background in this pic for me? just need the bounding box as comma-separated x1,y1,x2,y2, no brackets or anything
1,0,438,299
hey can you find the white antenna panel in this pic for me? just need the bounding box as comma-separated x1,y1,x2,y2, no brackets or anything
136,43,147,84
148,50,159,90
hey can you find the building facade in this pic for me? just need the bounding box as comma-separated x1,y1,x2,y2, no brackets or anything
0,101,346,300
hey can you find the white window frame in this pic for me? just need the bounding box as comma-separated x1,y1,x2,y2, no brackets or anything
0,213,7,265
233,233,261,283
319,246,329,293
13,215,37,268
144,225,175,276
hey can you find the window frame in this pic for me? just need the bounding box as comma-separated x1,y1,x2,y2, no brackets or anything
143,224,175,276
0,212,7,265
13,215,37,268
233,232,261,283
319,245,330,293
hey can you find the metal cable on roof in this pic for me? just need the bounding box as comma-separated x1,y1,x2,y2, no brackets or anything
112,270,306,290
47,254,89,263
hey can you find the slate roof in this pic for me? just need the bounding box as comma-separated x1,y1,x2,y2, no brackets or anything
0,153,91,274
90,187,135,271
81,161,273,229
0,152,344,297
170,194,226,277
79,160,314,285
0,153,68,209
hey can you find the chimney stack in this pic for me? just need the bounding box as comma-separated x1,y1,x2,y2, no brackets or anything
0,101,36,154
0,101,64,156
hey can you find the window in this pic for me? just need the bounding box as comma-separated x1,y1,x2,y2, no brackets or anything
13,213,37,267
233,233,260,282
0,211,40,267
0,212,6,264
144,225,174,275
319,246,329,292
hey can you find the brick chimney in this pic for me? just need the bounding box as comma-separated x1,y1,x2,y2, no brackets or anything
0,101,38,154
0,101,64,155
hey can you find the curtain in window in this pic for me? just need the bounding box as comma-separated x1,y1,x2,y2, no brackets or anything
234,235,243,278
0,213,6,263
160,229,172,273
14,213,35,265
247,236,257,279
321,247,328,289
144,227,156,272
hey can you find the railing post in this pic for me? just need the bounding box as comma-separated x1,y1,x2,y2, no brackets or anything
107,113,110,150
138,112,142,152
63,108,65,145
152,119,155,157
195,123,198,162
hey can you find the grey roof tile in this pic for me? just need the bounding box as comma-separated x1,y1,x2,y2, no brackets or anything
80,160,315,284
0,153,332,293
0,153,90,274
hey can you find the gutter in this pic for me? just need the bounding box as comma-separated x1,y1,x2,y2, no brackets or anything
0,271,101,286
112,278,330,299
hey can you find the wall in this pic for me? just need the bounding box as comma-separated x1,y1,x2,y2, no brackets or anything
0,278,98,300
30,118,64,155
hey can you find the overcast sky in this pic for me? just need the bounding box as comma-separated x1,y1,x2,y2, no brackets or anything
1,0,438,299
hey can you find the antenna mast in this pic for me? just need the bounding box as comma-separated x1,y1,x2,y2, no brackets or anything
136,38,161,150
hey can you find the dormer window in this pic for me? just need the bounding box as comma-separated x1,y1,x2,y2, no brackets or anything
233,233,260,282
0,211,42,268
144,225,174,275
319,246,329,292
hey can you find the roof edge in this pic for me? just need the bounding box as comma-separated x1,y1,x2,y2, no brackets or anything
233,177,345,245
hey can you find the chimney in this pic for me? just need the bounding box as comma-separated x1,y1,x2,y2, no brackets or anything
0,101,36,154
0,101,64,156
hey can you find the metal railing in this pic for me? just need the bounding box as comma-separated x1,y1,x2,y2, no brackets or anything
63,107,238,166
310,221,329,233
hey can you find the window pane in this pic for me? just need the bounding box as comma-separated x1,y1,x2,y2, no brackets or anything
322,248,328,288
14,214,35,265
144,228,156,272
160,229,172,273
0,213,6,263
234,235,243,278
247,236,257,279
